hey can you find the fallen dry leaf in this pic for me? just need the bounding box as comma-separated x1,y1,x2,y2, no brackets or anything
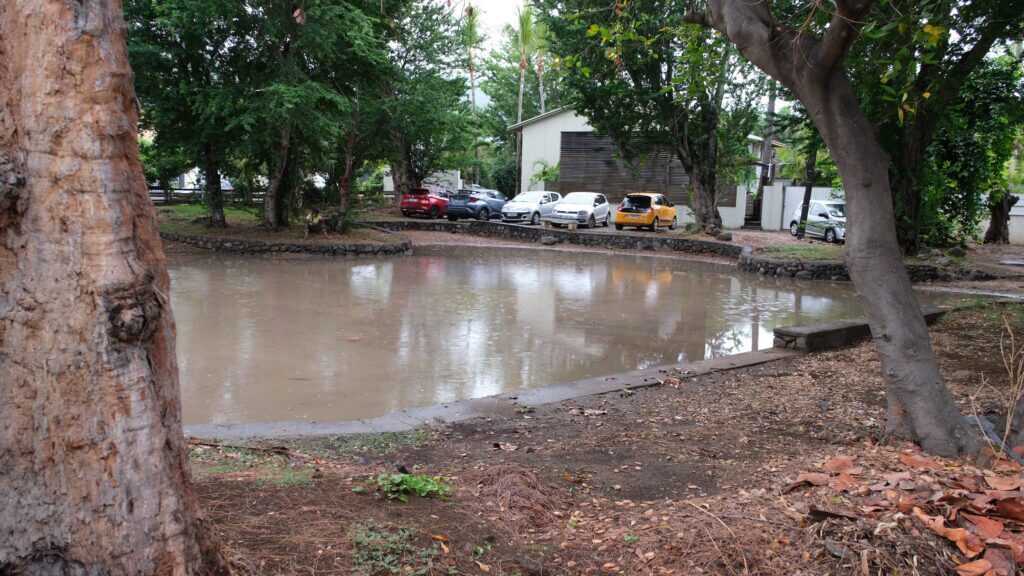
954,558,992,576
983,547,1014,576
912,507,984,558
475,560,491,573
995,498,1024,522
783,472,830,493
962,513,1004,540
900,452,942,470
985,476,1023,491
829,473,859,492
823,456,857,473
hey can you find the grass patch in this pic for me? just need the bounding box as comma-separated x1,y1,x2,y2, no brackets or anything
374,473,450,502
294,429,432,458
351,523,439,576
759,243,844,261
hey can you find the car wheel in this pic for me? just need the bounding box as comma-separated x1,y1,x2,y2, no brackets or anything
669,216,678,230
588,214,596,228
530,212,540,225
651,217,659,232
790,221,799,236
602,214,610,227
429,206,439,219
615,224,623,231
825,228,837,243
477,208,490,221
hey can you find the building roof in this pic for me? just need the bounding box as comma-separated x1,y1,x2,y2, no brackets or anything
507,107,571,131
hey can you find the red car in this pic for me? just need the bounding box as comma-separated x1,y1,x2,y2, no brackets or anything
400,186,449,219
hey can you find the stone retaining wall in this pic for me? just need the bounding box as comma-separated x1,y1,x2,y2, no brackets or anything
738,253,996,283
371,219,744,258
161,231,412,257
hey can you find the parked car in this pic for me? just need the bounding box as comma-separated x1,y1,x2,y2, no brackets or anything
613,192,677,231
400,186,449,219
501,191,562,225
789,200,846,243
446,188,507,221
543,192,611,228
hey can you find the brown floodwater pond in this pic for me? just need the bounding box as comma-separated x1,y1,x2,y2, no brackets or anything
170,246,922,426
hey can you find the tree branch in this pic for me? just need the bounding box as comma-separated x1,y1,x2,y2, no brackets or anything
817,0,874,71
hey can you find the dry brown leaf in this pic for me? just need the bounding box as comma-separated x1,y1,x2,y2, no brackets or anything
983,547,1014,576
963,513,1005,540
900,452,942,470
954,559,992,576
784,472,830,493
829,473,858,493
823,456,856,473
984,476,1023,491
995,498,1024,522
475,560,491,573
912,507,984,558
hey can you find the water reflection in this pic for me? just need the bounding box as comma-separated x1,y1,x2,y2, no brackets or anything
171,247,904,425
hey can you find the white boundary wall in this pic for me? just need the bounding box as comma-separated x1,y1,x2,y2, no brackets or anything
760,184,843,231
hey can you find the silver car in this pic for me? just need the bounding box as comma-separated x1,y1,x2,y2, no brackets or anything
501,191,562,225
543,192,611,228
789,200,846,243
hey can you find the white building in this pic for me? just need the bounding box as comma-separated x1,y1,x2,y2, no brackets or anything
510,108,767,229
381,168,462,195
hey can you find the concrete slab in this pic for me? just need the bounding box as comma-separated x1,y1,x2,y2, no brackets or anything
774,305,947,352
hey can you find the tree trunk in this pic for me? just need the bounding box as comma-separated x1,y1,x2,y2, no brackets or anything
202,142,226,227
339,133,357,214
0,2,227,573
891,138,926,254
699,0,978,456
160,176,173,205
796,138,819,239
984,193,1018,244
688,167,722,233
264,124,291,228
753,81,777,209
537,56,546,114
804,73,974,456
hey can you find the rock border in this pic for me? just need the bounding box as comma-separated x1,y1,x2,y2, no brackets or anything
160,230,412,257
371,219,744,258
738,252,997,283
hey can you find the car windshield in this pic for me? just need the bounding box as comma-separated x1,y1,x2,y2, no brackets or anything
827,204,846,217
622,195,652,209
407,189,428,195
562,193,594,203
514,192,544,202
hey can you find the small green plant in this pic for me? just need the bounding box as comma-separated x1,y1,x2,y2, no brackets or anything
375,473,450,502
623,534,640,544
351,523,438,576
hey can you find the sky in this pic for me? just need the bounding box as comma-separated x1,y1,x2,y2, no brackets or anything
462,0,523,50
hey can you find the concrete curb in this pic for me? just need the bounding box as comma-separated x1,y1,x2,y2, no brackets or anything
773,305,947,352
184,348,800,440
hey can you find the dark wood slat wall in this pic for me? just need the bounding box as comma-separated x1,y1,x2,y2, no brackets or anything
556,132,737,208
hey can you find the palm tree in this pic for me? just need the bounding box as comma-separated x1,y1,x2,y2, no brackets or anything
515,5,535,125
533,17,548,114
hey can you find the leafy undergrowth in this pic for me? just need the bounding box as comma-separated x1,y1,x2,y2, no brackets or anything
373,473,450,502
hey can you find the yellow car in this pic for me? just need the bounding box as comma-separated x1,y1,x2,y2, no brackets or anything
614,193,678,231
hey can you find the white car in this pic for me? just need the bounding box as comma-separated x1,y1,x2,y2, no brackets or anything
501,191,562,225
789,200,846,243
543,192,611,228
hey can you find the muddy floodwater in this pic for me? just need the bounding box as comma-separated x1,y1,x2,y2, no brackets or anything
171,247,896,426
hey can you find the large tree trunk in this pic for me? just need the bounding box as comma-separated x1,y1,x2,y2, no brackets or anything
338,133,357,214
805,74,974,456
688,167,722,233
984,193,1019,244
264,125,291,228
0,2,227,573
699,0,978,456
202,142,226,227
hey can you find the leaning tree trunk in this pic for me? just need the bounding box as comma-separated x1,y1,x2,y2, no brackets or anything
689,169,722,233
0,2,227,573
803,73,975,456
984,193,1018,244
698,0,978,457
202,142,226,227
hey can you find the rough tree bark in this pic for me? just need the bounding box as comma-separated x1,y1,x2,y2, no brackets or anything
338,131,358,214
202,142,226,227
984,193,1019,244
688,0,978,456
264,125,291,228
0,1,227,573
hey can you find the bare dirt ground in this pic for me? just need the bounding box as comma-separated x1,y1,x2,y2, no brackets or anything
192,302,1024,575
